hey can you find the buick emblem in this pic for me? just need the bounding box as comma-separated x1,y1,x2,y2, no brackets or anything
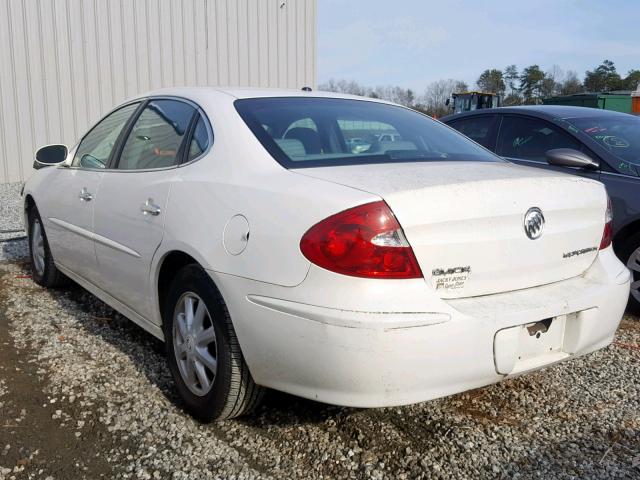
524,207,544,240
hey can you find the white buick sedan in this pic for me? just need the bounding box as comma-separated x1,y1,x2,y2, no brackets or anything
23,88,630,421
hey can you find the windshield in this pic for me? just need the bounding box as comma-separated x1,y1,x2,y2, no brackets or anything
567,115,640,171
235,97,500,168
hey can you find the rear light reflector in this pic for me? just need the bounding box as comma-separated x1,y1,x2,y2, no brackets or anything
300,201,423,279
599,194,613,250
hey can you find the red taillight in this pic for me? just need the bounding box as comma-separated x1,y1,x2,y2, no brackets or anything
300,201,423,279
599,194,613,250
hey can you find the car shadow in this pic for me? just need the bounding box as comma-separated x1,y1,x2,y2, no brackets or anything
0,236,29,262
4,251,349,426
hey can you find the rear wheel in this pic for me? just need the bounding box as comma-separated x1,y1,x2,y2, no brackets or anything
620,233,640,314
28,207,67,288
163,264,264,421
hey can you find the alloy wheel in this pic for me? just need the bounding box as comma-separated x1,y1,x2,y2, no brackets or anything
173,292,218,396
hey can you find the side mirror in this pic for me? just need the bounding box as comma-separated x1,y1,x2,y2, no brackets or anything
34,144,68,169
445,98,450,106
545,148,599,169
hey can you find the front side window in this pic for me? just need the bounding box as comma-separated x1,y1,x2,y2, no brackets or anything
117,100,196,170
566,115,640,174
73,103,140,169
448,115,497,149
497,115,583,162
235,97,499,168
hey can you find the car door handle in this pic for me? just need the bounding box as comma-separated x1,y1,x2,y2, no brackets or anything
140,199,161,216
79,188,93,201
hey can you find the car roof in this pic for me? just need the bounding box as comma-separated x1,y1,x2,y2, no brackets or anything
443,105,633,122
134,86,395,104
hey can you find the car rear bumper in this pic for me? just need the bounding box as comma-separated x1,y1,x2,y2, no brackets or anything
209,247,630,408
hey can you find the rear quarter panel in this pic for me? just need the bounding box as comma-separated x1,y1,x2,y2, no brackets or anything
157,94,378,287
161,164,376,287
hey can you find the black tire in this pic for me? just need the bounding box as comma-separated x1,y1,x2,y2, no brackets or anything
27,207,68,288
163,264,265,421
619,232,640,315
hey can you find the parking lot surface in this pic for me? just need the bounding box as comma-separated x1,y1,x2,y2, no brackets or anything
0,184,638,479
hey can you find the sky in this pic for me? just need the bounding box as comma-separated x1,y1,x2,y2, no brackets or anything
317,0,640,92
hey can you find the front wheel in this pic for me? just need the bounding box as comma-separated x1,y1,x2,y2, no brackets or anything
28,207,68,288
163,264,265,421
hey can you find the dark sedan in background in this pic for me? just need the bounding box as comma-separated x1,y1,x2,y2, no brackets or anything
443,106,640,311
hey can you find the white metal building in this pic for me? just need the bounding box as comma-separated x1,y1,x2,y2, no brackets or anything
0,0,317,184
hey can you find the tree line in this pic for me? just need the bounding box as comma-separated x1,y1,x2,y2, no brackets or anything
319,60,640,117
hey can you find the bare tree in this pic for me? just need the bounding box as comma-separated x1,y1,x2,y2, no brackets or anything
319,79,369,96
320,79,419,109
421,79,468,117
559,71,583,95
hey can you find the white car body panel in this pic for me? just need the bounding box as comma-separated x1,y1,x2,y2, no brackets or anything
32,163,102,283
93,170,173,321
208,246,628,407
22,87,630,408
296,161,606,298
156,90,378,289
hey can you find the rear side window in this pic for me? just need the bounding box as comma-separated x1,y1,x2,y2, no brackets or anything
117,100,196,170
447,115,497,149
73,103,140,169
187,115,211,161
497,115,583,162
235,97,499,168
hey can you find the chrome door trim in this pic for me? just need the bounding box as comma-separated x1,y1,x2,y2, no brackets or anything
49,217,141,258
48,217,94,241
92,231,141,258
503,157,546,166
600,170,640,179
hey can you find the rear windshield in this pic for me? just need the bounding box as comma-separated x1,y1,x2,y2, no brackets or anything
234,97,500,168
566,115,640,170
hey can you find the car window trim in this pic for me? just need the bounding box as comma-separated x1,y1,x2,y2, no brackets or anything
180,112,201,165
179,112,199,165
112,98,195,170
65,96,213,173
107,100,149,169
601,169,640,179
151,95,214,167
71,100,144,170
495,114,504,153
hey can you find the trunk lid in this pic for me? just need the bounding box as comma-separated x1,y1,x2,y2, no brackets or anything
295,161,606,299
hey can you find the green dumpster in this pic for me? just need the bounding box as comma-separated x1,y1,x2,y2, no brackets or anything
543,93,632,113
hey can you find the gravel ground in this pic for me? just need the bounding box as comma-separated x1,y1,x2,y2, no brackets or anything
0,182,26,261
0,247,638,479
0,183,24,230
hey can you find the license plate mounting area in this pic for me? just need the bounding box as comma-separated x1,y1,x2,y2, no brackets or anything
494,314,571,375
